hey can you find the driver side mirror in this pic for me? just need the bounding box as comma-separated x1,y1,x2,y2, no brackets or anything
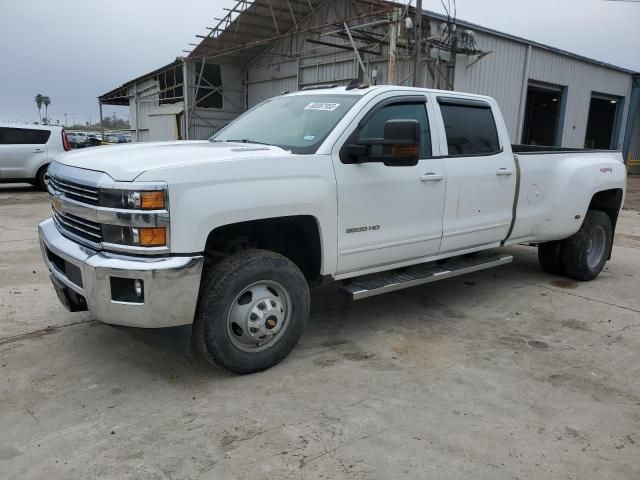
341,119,421,166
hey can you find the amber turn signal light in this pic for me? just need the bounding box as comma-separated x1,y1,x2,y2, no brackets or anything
140,191,165,209
139,227,167,246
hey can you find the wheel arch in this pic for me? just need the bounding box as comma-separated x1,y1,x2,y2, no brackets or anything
588,188,623,259
203,215,325,284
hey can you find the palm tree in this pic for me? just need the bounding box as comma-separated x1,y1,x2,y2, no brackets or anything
34,93,44,123
42,96,51,124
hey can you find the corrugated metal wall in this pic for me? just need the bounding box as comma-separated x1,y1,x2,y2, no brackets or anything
186,61,245,139
454,31,633,148
453,32,527,141
528,48,632,148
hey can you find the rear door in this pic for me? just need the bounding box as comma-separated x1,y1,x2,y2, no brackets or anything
434,97,516,253
332,93,446,274
0,127,50,179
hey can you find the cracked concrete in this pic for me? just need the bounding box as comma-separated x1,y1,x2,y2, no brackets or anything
1,181,639,479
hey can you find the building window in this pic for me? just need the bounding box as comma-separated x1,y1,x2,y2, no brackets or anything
584,93,623,149
195,63,223,109
521,82,566,147
158,66,184,105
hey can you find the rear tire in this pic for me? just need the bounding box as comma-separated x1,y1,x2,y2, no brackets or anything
192,249,310,374
538,241,564,275
562,210,612,281
35,164,49,191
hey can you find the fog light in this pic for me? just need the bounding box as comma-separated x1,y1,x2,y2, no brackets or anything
110,277,144,303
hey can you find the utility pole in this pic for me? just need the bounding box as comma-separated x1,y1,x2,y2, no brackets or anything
388,8,399,84
413,0,423,87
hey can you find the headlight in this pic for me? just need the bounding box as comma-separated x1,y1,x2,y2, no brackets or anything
99,189,166,210
102,225,167,247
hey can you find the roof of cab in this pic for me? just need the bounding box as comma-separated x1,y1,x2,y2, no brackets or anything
287,85,494,102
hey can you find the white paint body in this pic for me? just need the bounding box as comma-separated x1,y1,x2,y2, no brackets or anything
0,123,66,181
54,86,626,280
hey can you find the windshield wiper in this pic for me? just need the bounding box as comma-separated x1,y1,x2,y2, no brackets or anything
220,138,272,146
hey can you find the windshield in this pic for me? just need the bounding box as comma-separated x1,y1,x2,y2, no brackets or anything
210,94,360,154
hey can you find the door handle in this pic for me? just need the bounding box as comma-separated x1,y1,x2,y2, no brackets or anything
496,168,513,176
420,173,443,182
33,148,44,153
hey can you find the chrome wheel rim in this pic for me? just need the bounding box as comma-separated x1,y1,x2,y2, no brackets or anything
226,280,291,353
586,226,607,269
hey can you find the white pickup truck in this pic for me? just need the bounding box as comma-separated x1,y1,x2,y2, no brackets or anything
39,85,626,373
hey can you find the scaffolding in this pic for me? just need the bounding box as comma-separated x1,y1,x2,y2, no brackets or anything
98,0,485,141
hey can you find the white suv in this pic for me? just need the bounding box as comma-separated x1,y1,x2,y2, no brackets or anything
0,123,70,189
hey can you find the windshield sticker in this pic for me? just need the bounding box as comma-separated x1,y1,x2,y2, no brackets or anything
303,135,316,141
304,102,341,112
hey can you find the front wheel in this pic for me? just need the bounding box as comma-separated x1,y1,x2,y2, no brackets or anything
562,210,612,281
192,250,310,374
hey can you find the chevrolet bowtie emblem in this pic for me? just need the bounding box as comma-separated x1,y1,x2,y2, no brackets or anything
52,195,63,212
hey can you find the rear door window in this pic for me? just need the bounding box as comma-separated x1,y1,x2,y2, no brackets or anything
0,127,51,145
438,99,500,156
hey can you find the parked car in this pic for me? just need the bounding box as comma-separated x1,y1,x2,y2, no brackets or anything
67,133,84,148
0,123,70,189
39,85,626,374
85,134,102,147
105,134,128,144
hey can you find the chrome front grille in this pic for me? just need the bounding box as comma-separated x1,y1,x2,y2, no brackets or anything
53,208,102,245
49,174,99,205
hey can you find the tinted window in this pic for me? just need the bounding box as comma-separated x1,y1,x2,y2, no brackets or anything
439,103,500,155
358,103,431,158
0,127,51,145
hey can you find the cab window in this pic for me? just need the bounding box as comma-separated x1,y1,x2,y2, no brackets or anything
357,102,432,158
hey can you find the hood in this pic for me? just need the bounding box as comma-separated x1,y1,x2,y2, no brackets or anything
54,141,288,181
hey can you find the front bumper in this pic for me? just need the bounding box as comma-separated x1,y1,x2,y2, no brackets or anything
39,218,203,328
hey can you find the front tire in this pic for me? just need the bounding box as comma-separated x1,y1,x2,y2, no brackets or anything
562,210,612,281
192,250,310,374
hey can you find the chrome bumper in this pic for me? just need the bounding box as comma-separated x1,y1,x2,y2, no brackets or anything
39,218,203,328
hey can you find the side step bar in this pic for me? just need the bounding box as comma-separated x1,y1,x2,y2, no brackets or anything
340,253,513,300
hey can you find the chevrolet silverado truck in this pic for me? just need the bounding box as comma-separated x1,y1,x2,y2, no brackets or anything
39,85,626,374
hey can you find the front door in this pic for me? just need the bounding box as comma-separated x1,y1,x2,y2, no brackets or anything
332,94,445,274
435,97,517,253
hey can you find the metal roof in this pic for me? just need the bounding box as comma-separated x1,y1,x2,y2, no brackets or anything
99,60,182,105
99,0,636,102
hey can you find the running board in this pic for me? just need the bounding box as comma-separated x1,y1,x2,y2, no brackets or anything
340,253,513,300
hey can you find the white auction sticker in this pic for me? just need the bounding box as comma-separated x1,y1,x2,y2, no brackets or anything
304,102,340,112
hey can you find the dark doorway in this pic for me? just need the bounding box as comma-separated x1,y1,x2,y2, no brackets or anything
584,95,620,149
522,84,564,146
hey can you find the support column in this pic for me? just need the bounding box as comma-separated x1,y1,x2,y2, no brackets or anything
99,101,104,143
388,8,399,85
413,0,422,87
182,58,190,140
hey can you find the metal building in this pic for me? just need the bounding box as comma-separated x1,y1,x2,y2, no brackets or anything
98,0,640,167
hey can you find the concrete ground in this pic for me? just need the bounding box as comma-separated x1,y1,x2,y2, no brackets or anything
1,179,639,480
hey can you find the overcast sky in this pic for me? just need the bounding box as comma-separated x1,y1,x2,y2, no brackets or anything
0,0,638,125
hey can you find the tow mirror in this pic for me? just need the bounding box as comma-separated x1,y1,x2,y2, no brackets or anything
340,119,421,166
